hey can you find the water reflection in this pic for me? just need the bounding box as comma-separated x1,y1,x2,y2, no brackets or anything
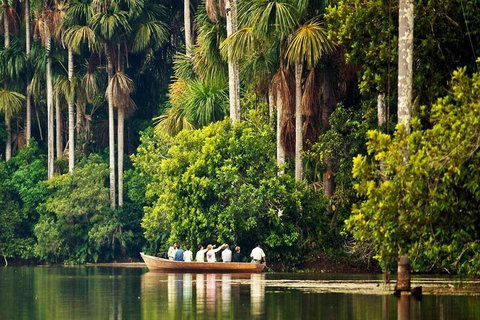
250,273,266,318
397,295,410,320
222,274,232,313
2,267,479,320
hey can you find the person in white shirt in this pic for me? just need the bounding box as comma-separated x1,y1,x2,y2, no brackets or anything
221,244,232,262
167,242,177,260
250,242,266,266
206,244,225,262
196,245,208,262
183,245,193,262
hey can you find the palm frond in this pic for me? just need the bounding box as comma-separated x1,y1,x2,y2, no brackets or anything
131,20,168,53
0,89,25,116
239,0,299,39
182,78,229,127
63,25,100,53
153,103,195,136
89,10,132,41
286,18,335,69
220,27,255,62
0,3,20,35
173,52,197,81
106,72,136,111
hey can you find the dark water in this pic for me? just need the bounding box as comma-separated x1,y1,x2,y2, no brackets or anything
1,267,479,320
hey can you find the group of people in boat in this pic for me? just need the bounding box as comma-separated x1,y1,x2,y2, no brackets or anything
167,242,266,266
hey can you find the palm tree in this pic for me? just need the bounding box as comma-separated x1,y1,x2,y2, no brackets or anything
205,0,240,124
125,0,168,207
33,3,60,178
2,0,15,160
61,0,95,172
286,19,334,181
90,2,131,209
24,0,32,146
221,0,299,174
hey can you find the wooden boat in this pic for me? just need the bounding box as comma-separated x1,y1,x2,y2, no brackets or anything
140,252,265,273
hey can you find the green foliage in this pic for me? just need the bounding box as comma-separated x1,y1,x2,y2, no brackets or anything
133,119,330,266
326,0,480,107
34,155,121,263
348,68,480,275
0,142,46,260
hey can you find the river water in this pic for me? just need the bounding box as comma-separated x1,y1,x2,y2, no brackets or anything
1,266,479,319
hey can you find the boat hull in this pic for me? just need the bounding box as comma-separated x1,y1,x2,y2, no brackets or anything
140,252,265,273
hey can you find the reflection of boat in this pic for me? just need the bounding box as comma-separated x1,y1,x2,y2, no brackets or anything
140,253,265,273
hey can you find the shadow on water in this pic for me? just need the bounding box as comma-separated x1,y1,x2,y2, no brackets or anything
1,267,480,319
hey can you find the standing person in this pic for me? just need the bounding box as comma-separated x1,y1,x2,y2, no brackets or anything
206,244,225,262
184,245,193,262
168,242,177,260
250,243,266,266
196,245,208,262
175,244,185,261
221,244,232,262
232,246,244,262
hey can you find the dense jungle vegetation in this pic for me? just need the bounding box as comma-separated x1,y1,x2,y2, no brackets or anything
0,0,479,275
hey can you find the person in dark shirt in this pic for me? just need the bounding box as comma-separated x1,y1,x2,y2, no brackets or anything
175,244,185,261
232,246,244,262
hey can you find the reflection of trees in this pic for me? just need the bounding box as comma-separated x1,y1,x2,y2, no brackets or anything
196,274,205,315
222,274,232,313
250,273,266,318
183,274,193,313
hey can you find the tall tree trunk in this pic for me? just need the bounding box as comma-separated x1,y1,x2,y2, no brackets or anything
55,91,62,159
117,107,124,207
68,48,75,172
25,0,32,146
396,0,414,292
46,32,54,178
268,85,274,120
184,0,192,56
276,86,285,175
398,0,414,133
225,0,241,124
106,49,116,209
378,93,386,126
294,62,303,181
4,0,11,161
117,46,125,208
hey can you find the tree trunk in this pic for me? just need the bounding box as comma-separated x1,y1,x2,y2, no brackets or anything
225,0,241,124
4,0,11,161
397,0,414,133
294,62,303,181
25,0,32,146
117,107,124,207
46,33,54,178
396,254,411,291
377,93,386,126
268,85,274,120
276,86,285,175
396,0,414,292
55,91,62,159
106,49,116,209
184,0,192,56
68,48,75,172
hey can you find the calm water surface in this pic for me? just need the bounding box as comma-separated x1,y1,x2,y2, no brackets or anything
1,267,479,319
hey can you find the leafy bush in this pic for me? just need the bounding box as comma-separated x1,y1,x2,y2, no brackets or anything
133,119,330,267
349,66,480,275
34,155,124,263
